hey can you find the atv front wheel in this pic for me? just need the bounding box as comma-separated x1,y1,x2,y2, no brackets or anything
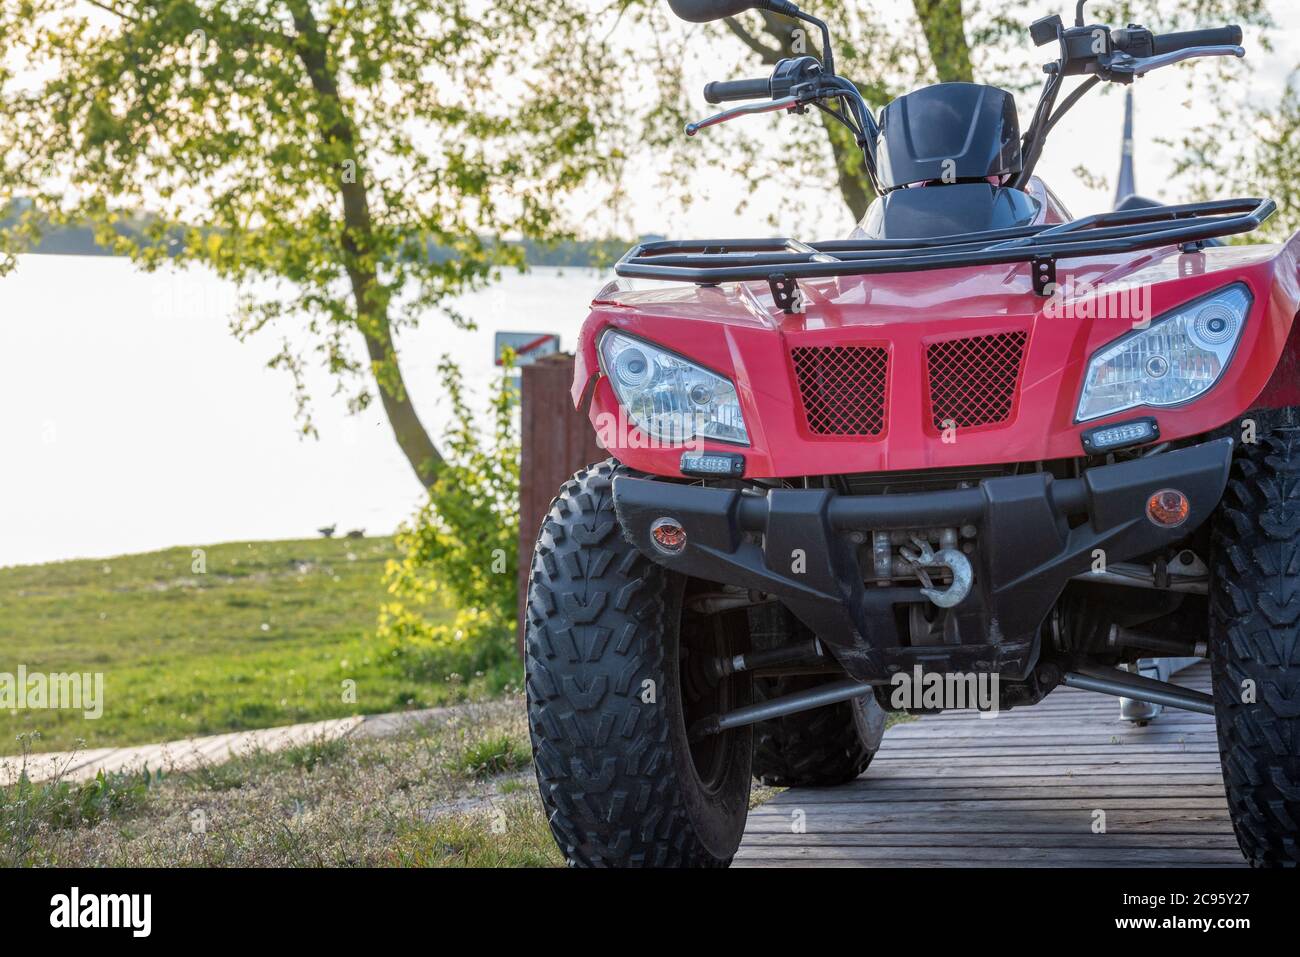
1210,427,1300,866
525,460,753,867
752,675,885,787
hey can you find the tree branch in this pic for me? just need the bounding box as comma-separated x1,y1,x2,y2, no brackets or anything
84,0,139,21
722,16,781,64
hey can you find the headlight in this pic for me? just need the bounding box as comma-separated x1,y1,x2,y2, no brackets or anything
598,330,748,445
1076,283,1251,422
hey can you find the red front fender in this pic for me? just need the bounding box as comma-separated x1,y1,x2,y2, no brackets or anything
574,233,1300,478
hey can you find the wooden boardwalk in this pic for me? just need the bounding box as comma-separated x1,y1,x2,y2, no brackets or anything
0,706,453,787
735,662,1244,867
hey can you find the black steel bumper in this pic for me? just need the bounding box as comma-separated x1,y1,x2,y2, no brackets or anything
611,439,1234,682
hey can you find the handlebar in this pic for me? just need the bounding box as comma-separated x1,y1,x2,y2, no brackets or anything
704,77,772,104
1152,25,1242,54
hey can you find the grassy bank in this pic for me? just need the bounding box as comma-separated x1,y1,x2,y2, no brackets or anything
0,692,787,867
1,697,564,867
0,538,518,752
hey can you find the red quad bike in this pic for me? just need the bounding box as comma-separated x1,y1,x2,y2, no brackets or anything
525,0,1300,867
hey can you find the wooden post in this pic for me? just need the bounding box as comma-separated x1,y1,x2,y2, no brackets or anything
517,353,605,655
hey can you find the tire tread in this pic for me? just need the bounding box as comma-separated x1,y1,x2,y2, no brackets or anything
526,460,741,867
1210,429,1300,867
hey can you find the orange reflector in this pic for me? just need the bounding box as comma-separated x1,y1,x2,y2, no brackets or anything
1146,488,1190,528
650,517,687,553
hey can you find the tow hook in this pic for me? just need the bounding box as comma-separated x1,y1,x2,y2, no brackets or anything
899,536,974,608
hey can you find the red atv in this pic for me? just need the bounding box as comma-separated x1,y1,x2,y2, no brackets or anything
525,0,1299,867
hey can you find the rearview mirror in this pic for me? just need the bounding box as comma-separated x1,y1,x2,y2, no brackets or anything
666,0,760,23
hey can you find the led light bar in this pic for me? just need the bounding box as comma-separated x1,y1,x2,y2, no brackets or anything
1080,416,1160,454
680,451,746,477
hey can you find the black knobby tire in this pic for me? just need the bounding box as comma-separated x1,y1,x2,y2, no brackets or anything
751,675,884,787
525,460,753,867
1210,428,1300,866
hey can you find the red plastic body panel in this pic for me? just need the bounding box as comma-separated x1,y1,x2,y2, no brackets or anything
574,231,1300,479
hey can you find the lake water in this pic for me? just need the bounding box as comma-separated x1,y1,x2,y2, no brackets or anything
0,255,607,568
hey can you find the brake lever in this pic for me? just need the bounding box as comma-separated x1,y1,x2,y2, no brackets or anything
685,95,802,136
1108,44,1244,80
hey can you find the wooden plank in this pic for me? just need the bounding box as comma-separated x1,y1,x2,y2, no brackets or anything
755,774,1227,796
739,832,1242,850
732,860,1239,868
881,738,1218,751
759,789,1226,806
880,747,1221,761
737,663,1238,866
888,713,1215,729
743,806,1227,816
920,706,1138,719
875,750,1222,765
821,763,1221,780
752,783,1227,803
890,707,1212,724
732,846,1242,867
880,724,1214,740
747,797,1227,814
875,738,1217,753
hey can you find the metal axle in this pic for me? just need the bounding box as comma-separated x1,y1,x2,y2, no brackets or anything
690,677,874,739
1062,664,1214,715
692,660,1215,739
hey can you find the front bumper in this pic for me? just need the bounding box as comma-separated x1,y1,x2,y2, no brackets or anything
612,438,1234,682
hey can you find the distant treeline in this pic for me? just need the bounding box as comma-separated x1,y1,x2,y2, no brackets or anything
0,200,654,269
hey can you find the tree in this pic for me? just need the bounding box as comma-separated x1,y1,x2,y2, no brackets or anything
0,0,1282,492
704,0,1275,222
1165,70,1299,241
0,0,635,489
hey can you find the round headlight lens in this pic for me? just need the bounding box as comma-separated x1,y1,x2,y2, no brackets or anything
614,347,651,388
688,382,714,406
1192,303,1237,346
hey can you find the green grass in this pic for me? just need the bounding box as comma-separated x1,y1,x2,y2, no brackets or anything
391,798,563,868
446,733,531,779
8,697,560,868
0,538,518,752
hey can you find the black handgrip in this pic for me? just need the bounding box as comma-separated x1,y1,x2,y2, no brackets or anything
1152,25,1242,54
703,77,772,104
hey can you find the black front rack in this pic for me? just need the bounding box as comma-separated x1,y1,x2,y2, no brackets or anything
615,197,1275,312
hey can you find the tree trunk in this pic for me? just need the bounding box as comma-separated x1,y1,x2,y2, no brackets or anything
359,322,443,488
817,112,873,222
727,3,976,220
290,4,444,490
911,0,976,83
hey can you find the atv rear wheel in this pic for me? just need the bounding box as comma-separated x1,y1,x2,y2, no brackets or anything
751,675,886,787
525,460,753,867
1210,427,1300,866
